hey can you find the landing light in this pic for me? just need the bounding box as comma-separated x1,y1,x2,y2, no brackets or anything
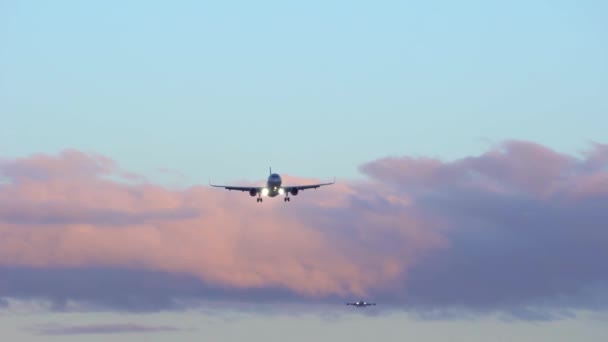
278,188,284,195
261,188,269,196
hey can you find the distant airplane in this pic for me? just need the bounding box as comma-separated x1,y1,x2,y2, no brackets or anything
346,300,376,307
209,167,335,202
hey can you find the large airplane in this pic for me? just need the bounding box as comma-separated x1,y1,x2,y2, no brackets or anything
346,300,376,307
209,167,335,202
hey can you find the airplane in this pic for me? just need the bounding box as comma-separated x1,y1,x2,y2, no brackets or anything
346,300,376,307
209,167,335,202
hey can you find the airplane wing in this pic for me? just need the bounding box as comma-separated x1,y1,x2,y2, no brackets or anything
283,177,336,193
208,182,262,193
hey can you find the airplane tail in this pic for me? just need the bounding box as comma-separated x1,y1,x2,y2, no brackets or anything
269,166,272,175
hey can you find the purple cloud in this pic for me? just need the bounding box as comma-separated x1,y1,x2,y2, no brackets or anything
29,323,179,335
359,140,608,314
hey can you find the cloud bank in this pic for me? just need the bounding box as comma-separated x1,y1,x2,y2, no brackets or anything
1,141,607,318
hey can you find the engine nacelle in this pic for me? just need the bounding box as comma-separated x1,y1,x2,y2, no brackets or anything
290,188,299,196
249,189,257,197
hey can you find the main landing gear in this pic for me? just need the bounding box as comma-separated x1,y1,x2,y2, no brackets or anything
256,197,263,203
284,196,290,202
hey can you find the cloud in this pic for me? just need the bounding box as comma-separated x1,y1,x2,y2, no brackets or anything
0,150,436,302
360,140,608,313
0,149,115,181
0,141,607,318
29,323,178,335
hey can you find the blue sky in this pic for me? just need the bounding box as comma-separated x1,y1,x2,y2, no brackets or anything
2,0,607,183
1,1,608,341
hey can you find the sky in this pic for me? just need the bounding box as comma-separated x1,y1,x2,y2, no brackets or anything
1,0,608,341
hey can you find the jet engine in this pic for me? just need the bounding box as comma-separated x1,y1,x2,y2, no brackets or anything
290,188,299,196
249,189,257,197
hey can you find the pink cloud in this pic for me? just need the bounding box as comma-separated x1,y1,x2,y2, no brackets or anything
0,151,444,299
0,149,116,181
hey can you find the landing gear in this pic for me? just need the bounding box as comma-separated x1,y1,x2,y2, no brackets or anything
284,196,290,202
257,197,263,203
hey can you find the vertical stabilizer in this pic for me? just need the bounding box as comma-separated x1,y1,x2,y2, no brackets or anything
269,166,272,175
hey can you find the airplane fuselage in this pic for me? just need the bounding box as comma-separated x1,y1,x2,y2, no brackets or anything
264,173,283,197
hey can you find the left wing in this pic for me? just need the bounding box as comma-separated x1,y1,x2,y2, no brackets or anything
283,177,336,193
208,182,262,194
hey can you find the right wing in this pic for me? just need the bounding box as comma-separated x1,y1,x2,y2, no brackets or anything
283,177,336,193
